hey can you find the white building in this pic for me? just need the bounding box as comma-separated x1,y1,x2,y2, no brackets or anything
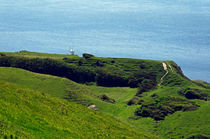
70,49,74,55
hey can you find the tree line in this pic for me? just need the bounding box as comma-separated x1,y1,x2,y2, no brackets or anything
0,55,158,89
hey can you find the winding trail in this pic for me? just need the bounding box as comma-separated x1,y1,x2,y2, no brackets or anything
168,64,173,72
158,62,168,86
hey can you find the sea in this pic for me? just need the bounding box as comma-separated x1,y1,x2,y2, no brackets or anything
0,0,210,82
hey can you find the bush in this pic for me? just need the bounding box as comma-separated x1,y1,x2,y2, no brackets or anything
127,96,139,105
0,56,96,83
78,59,84,66
128,72,157,90
63,57,77,63
96,69,128,87
95,60,104,67
85,82,94,86
136,79,156,96
135,97,199,121
187,134,209,139
98,94,115,103
111,60,115,63
63,57,68,60
82,53,94,59
0,53,6,56
185,90,201,99
128,78,139,88
91,60,104,67
178,88,208,101
139,64,146,69
151,93,158,98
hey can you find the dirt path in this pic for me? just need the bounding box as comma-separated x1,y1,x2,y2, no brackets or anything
158,62,168,86
168,64,173,72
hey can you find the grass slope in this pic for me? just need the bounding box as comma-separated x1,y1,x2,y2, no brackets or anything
3,50,79,60
0,67,140,130
1,67,209,138
0,67,139,121
0,67,93,105
157,100,210,138
0,51,210,138
128,61,210,138
1,50,165,87
0,80,155,138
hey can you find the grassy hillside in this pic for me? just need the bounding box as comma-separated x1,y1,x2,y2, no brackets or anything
0,51,210,138
125,60,210,138
0,50,165,87
0,80,155,138
0,67,94,105
3,50,79,60
0,67,140,130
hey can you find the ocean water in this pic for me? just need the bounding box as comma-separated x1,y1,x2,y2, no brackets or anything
0,0,210,82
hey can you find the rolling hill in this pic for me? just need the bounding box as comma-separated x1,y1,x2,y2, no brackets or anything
0,51,209,138
0,76,155,138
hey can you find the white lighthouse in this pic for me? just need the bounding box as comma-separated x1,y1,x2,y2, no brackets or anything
70,49,74,55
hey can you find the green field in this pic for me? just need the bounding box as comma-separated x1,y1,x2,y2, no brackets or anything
0,51,209,138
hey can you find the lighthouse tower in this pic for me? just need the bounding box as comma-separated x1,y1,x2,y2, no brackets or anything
70,49,74,55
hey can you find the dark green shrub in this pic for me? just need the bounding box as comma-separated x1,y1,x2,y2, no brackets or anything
95,60,104,67
62,57,68,60
78,59,84,66
128,71,157,90
111,60,115,63
63,58,77,63
178,88,186,95
0,53,6,56
128,78,139,88
82,53,94,59
91,60,104,67
185,90,201,99
139,64,146,69
136,79,156,96
178,88,208,101
98,94,115,103
0,56,96,83
85,82,94,86
135,97,199,121
187,134,209,139
127,96,139,105
151,93,158,98
138,99,144,105
3,135,18,139
96,69,128,87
